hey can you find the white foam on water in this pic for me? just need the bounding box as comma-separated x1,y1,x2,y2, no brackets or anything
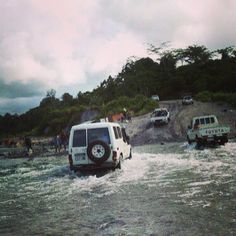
12,142,235,203
188,180,213,187
69,146,234,197
69,151,223,197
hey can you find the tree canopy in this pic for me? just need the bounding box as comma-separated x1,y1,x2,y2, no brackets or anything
1,44,236,137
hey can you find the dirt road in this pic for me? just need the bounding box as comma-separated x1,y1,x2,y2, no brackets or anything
126,100,236,146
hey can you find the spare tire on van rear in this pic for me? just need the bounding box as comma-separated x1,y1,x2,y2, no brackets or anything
87,140,111,164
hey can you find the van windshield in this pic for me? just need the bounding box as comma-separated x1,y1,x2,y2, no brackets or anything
88,128,110,144
153,110,167,117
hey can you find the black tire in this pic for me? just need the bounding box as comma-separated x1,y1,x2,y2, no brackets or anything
117,161,121,169
195,136,202,148
220,136,228,145
116,154,123,169
87,140,111,164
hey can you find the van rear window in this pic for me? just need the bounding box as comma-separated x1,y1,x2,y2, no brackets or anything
73,129,86,147
88,128,110,144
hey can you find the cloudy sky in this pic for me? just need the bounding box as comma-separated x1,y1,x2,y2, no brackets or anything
0,0,236,115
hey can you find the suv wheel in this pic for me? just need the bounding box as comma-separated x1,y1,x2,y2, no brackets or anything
87,140,111,164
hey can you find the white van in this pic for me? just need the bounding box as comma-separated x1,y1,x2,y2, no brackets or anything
68,122,132,171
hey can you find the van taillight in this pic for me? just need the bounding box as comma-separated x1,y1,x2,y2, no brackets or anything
112,151,117,161
68,154,73,169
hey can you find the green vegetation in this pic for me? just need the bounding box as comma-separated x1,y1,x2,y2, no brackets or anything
196,91,236,107
0,43,236,137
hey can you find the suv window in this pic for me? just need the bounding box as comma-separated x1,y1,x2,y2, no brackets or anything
73,129,86,147
200,118,205,125
205,117,210,124
88,128,111,144
113,127,119,139
210,117,215,123
195,119,200,125
117,127,122,139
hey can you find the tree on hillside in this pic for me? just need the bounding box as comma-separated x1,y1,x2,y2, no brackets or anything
46,89,56,98
215,46,236,60
62,92,73,105
182,45,212,65
40,89,60,107
147,42,177,72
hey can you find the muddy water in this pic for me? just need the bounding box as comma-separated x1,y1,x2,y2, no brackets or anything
0,142,235,235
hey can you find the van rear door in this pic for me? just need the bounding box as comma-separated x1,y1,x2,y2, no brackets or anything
71,129,88,165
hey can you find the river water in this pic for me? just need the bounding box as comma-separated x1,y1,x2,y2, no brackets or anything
0,142,236,236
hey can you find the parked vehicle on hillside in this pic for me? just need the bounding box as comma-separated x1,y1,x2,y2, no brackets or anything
187,115,230,147
68,122,132,172
150,108,170,126
151,95,160,101
182,95,194,105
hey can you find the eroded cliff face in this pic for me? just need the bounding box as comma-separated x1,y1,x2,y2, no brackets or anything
126,100,236,146
80,109,100,123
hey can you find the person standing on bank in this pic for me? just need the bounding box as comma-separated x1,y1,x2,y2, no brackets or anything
24,136,33,155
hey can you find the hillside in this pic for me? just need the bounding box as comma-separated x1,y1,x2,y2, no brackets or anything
126,100,236,146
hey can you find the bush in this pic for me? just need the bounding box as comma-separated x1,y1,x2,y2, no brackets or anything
196,91,236,107
195,91,212,102
101,95,157,117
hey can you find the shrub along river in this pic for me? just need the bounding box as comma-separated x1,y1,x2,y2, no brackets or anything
0,142,235,235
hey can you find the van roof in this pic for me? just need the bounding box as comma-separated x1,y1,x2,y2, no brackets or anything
154,108,168,112
193,115,217,120
71,122,120,130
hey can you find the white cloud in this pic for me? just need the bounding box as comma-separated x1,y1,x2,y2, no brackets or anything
0,0,236,113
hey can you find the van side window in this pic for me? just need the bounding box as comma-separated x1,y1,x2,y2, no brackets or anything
73,129,86,147
210,117,215,123
117,127,122,139
113,127,118,139
121,128,130,144
200,118,205,125
205,117,210,124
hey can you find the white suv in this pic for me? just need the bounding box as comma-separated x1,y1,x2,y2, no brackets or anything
68,122,132,171
182,95,194,105
150,108,170,126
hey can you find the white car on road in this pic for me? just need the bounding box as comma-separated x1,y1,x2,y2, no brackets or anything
150,108,170,126
182,95,194,105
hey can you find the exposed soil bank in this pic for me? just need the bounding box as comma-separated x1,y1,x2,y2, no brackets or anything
126,100,236,146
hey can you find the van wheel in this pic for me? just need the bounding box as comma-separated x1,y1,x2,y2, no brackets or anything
87,140,111,164
117,161,121,169
220,136,228,145
195,136,204,148
117,154,123,169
